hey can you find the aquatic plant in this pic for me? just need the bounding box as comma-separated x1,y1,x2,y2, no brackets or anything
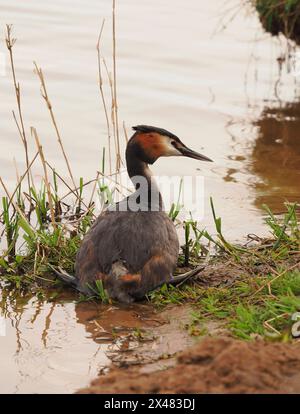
252,0,300,45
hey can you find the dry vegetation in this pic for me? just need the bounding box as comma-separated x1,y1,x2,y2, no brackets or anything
0,4,128,289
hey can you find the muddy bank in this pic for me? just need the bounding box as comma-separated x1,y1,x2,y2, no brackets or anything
78,337,300,394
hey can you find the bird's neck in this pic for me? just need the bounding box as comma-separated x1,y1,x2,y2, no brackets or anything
126,150,163,211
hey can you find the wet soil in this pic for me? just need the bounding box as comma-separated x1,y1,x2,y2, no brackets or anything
78,337,300,394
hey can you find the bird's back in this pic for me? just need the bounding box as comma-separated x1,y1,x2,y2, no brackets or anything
75,210,179,296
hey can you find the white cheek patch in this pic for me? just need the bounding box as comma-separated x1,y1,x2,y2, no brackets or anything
161,136,182,156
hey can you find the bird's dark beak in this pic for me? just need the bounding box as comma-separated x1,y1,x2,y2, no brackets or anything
180,145,213,162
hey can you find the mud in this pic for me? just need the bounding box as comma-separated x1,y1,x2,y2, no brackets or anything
78,337,300,394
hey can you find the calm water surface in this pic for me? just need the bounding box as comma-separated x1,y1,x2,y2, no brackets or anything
0,0,299,393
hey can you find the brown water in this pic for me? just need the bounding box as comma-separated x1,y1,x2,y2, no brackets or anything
0,0,299,394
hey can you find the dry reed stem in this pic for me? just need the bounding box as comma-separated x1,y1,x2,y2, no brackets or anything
88,172,100,207
44,161,94,216
97,171,132,194
112,0,121,172
252,261,300,296
13,157,20,184
263,312,289,336
31,128,56,228
102,57,118,172
60,178,98,202
97,19,112,175
123,121,129,143
33,62,78,197
102,57,124,189
5,25,31,196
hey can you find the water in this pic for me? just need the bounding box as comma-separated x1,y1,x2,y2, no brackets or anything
0,285,166,393
0,288,110,393
0,0,299,393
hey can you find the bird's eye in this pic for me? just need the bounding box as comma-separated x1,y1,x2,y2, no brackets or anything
171,140,176,147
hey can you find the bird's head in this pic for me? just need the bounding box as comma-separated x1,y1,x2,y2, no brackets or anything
127,125,213,164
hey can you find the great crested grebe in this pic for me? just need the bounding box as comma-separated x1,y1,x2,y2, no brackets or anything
56,125,212,303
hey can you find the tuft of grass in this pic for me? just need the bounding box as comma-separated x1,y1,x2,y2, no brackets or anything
251,0,300,45
86,280,110,304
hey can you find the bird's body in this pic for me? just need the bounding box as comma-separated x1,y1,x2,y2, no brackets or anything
58,125,212,303
75,209,179,302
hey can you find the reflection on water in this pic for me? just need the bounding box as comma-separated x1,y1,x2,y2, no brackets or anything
0,284,162,394
75,302,159,344
250,102,300,211
0,286,110,394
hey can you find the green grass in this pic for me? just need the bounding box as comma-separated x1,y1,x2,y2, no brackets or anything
150,270,300,340
86,280,110,304
150,201,300,341
0,194,95,290
252,0,300,45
